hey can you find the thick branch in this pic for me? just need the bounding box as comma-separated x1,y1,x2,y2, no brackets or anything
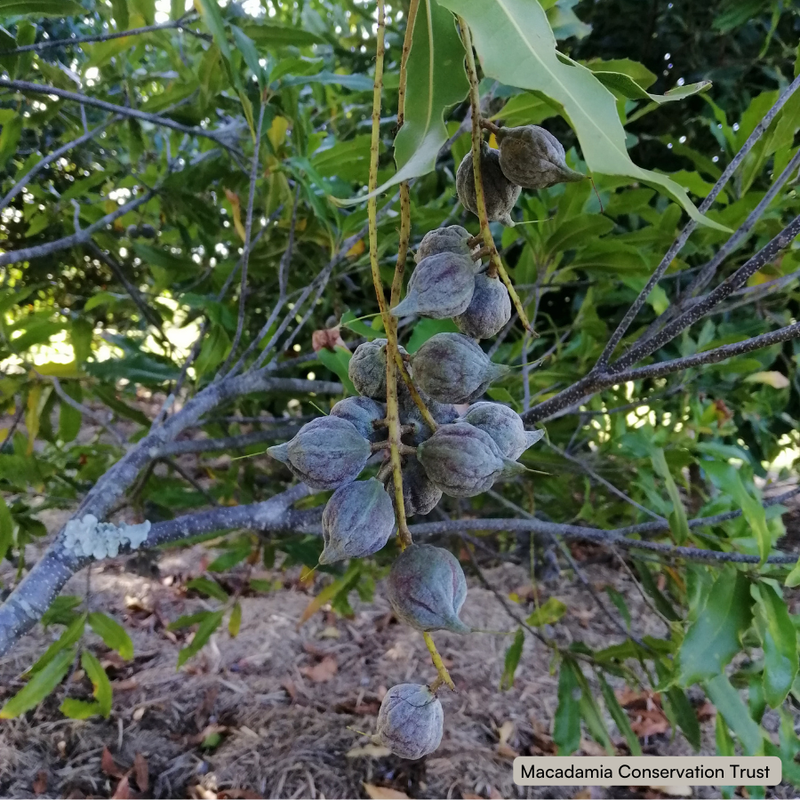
596,73,800,368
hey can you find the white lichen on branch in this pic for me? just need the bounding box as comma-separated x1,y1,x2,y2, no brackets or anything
61,514,151,560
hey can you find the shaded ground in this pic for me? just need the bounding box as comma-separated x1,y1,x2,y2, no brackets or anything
2,525,793,800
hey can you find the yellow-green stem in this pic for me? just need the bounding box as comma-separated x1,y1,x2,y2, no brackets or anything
367,0,412,550
423,631,455,692
395,353,437,432
459,17,535,336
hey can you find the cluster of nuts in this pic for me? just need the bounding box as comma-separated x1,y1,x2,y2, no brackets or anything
456,124,584,227
265,124,576,761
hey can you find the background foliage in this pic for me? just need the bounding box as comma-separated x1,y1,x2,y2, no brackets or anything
1,0,800,793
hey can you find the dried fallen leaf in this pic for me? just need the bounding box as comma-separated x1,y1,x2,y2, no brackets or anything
133,752,148,793
495,742,518,759
363,784,409,799
648,786,692,797
217,790,262,799
101,747,127,779
580,738,607,756
111,776,131,800
32,771,47,794
281,679,297,701
300,656,337,682
312,326,347,353
497,719,515,745
346,744,391,758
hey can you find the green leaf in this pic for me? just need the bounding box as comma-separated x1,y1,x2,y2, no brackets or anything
208,544,252,572
785,558,800,587
499,628,524,690
0,647,75,718
177,609,225,668
0,0,84,16
186,576,228,602
553,658,581,754
676,567,753,686
752,583,798,708
242,22,325,47
110,0,129,30
228,601,242,638
80,650,113,718
339,0,469,204
650,448,689,545
665,685,702,751
88,612,134,661
41,596,83,628
316,346,356,395
231,25,264,86
0,493,13,562
60,697,103,719
436,0,727,230
29,612,87,675
598,673,641,755
572,664,614,753
0,114,22,172
525,596,567,626
591,70,711,105
705,673,763,756
168,611,212,631
58,381,82,443
340,310,380,340
705,462,772,565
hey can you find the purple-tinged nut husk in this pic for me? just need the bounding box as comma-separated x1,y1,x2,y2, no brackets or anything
416,423,525,497
319,478,395,564
410,333,509,405
387,543,470,634
453,272,512,340
383,458,443,517
496,125,584,190
415,225,472,263
461,401,544,460
267,416,370,490
391,252,477,320
375,683,444,760
348,339,408,400
398,390,458,447
456,143,521,227
330,396,386,442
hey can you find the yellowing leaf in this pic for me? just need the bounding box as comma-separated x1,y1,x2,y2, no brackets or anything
224,188,246,242
268,115,289,151
346,238,365,258
363,784,410,799
744,371,789,389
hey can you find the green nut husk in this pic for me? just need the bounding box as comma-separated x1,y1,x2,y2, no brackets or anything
416,422,525,497
375,683,444,760
415,225,472,263
330,396,386,442
386,543,470,634
319,478,395,564
410,333,509,405
267,416,370,490
456,143,521,227
348,339,408,400
384,458,443,517
453,272,511,340
391,252,477,320
496,125,584,190
461,401,544,460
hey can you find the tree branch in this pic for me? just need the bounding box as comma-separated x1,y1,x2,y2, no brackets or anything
596,72,800,369
0,188,156,268
0,79,231,148
0,14,208,55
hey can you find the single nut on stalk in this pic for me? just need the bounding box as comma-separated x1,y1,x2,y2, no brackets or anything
410,333,509,405
454,272,511,340
461,401,544,460
415,225,472,263
330,396,386,442
319,478,395,564
267,416,370,490
386,543,470,633
138,223,157,239
496,125,584,190
391,252,478,320
384,458,443,517
348,339,408,400
375,683,444,760
417,422,525,497
456,143,521,227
